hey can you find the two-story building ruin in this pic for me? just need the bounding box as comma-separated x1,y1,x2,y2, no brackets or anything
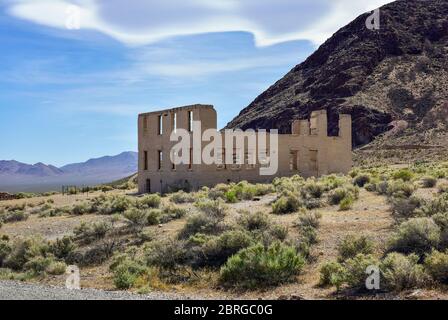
138,104,352,194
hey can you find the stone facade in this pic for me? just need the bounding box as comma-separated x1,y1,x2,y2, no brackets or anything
138,104,352,194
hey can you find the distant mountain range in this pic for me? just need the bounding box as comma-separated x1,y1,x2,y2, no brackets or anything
0,152,138,193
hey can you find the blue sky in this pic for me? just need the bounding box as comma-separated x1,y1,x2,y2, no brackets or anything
0,0,391,167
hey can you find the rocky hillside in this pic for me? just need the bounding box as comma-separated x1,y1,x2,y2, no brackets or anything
226,0,448,150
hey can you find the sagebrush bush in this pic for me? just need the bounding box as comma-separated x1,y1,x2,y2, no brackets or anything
339,195,355,211
388,218,441,256
238,211,271,232
343,254,380,290
136,194,161,209
197,230,253,267
419,194,448,217
178,213,224,239
272,193,301,214
123,208,148,231
337,235,375,262
3,237,49,271
299,226,318,245
49,236,76,260
71,203,91,215
219,242,305,289
380,253,430,291
0,240,12,267
387,181,415,199
46,261,67,275
319,261,346,289
393,169,414,182
170,191,196,204
146,239,188,271
297,211,322,229
159,205,187,224
73,221,112,244
195,199,228,219
390,196,424,220
438,182,448,194
353,174,371,187
112,258,147,289
2,210,29,223
424,250,448,283
421,176,437,188
303,181,325,199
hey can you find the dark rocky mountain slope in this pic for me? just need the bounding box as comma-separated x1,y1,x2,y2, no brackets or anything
226,0,448,151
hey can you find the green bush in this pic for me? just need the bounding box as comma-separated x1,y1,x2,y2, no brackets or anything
388,218,441,256
46,261,67,275
303,181,325,198
343,254,380,290
197,230,253,267
123,208,148,231
2,211,29,223
297,211,322,229
73,221,112,244
424,250,448,283
178,213,224,239
272,193,301,214
170,191,196,204
393,169,414,182
299,226,318,245
49,236,76,260
337,235,375,262
380,253,429,291
159,205,187,223
0,240,12,267
195,200,228,219
71,203,91,215
219,242,305,289
112,258,147,289
421,176,437,188
339,195,355,211
146,239,188,271
136,194,161,209
387,181,415,198
238,211,271,232
4,237,49,271
146,209,161,225
319,261,346,289
438,182,448,194
390,196,423,220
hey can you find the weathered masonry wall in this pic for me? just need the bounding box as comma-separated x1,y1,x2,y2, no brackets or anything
138,104,352,194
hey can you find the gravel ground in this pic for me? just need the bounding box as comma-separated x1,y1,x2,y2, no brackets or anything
0,280,200,300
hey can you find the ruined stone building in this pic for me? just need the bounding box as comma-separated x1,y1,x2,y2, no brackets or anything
138,104,352,194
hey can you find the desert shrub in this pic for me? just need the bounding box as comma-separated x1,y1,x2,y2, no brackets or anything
297,211,322,229
419,194,448,217
339,195,355,211
49,236,76,260
2,211,29,223
123,208,148,231
343,254,380,290
159,205,187,224
146,239,189,271
424,250,448,283
364,183,377,192
421,176,437,188
71,203,91,215
380,253,429,291
238,211,271,232
112,258,147,289
302,197,325,210
0,240,12,267
272,193,301,214
46,261,67,275
299,226,318,245
136,194,161,209
24,256,54,274
3,237,49,271
219,242,305,289
387,180,415,199
195,199,228,220
303,181,325,198
268,224,289,242
393,169,414,182
73,221,112,244
390,196,424,220
329,186,359,205
170,191,195,204
353,174,371,187
432,212,448,249
319,261,346,289
253,184,275,196
337,235,375,262
388,218,441,256
178,213,224,239
197,230,253,267
207,184,230,200
375,181,389,195
438,182,448,194
146,209,161,225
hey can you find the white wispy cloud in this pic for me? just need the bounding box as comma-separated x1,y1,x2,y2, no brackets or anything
7,0,393,47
